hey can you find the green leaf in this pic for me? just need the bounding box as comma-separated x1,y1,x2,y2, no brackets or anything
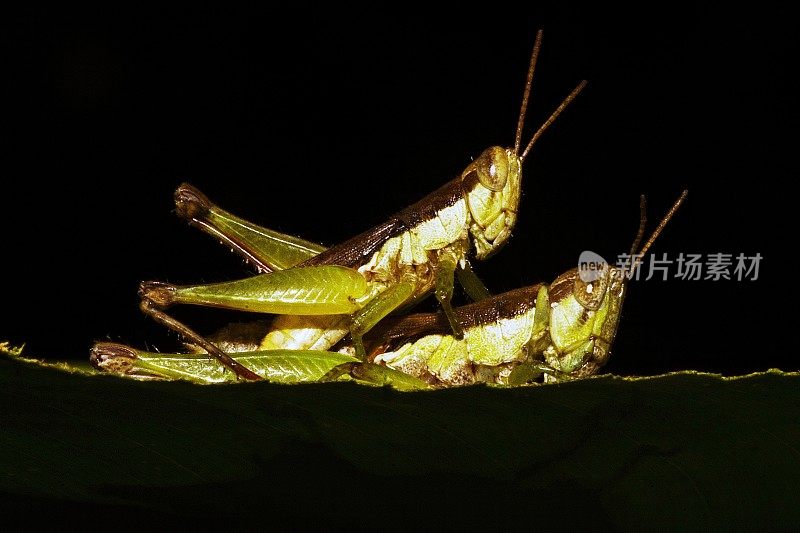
1,346,799,529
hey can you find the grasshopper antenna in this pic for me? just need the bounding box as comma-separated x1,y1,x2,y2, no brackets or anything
520,79,588,162
628,190,689,277
628,195,648,260
514,29,543,155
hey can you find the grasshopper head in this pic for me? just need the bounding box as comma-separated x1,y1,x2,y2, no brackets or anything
546,264,624,377
463,146,523,259
546,191,688,377
461,73,586,259
460,29,586,260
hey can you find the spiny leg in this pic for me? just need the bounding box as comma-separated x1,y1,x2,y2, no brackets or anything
91,342,358,383
139,298,262,381
136,266,369,378
175,183,326,273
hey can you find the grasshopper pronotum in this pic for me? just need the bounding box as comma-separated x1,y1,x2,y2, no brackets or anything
97,31,586,380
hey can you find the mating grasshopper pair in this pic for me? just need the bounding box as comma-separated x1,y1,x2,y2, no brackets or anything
90,32,687,389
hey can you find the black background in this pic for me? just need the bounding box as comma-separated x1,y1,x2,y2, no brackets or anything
4,6,793,376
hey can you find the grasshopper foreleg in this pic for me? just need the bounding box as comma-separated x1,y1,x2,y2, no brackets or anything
434,251,464,339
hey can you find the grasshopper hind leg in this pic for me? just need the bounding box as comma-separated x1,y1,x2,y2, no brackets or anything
174,183,326,272
138,296,262,381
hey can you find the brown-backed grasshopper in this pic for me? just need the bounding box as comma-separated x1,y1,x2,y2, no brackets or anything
95,31,586,381
93,192,686,389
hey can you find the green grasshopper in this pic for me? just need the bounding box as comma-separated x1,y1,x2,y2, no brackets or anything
123,31,587,380
92,191,686,389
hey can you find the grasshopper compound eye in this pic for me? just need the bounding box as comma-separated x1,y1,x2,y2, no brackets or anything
574,263,610,311
475,146,509,192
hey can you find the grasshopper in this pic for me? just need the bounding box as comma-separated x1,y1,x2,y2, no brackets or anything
92,191,686,389
344,191,689,386
119,31,587,380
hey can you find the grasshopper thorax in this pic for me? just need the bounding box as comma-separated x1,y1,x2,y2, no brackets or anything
546,192,688,376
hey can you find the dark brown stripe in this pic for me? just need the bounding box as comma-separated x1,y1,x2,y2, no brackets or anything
455,284,543,329
548,268,578,304
396,175,469,228
300,176,467,269
299,218,404,268
370,311,448,344
371,283,544,346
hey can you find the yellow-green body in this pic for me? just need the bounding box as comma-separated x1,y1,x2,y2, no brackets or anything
124,32,592,381
373,267,627,386
375,301,541,386
259,149,522,352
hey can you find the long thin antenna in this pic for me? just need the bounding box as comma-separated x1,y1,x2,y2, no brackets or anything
520,79,587,161
514,29,543,155
629,190,689,276
628,195,647,260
